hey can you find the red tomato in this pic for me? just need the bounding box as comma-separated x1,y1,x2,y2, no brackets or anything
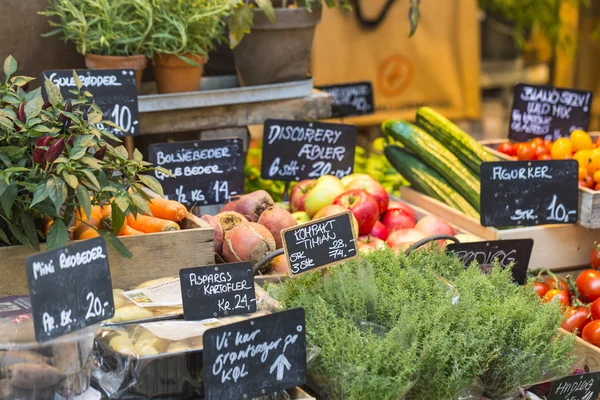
562,306,591,334
538,154,552,160
517,143,536,161
583,176,595,189
498,142,517,157
531,282,549,298
577,269,600,302
543,276,570,297
595,136,600,148
595,182,600,191
582,320,600,346
591,241,600,270
591,298,600,320
534,144,548,159
544,140,554,153
543,289,570,308
533,137,544,146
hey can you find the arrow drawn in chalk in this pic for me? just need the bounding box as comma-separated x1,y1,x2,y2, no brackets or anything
269,354,291,381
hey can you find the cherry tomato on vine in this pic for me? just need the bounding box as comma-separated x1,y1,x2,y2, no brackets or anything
579,167,589,181
532,137,544,146
530,282,549,298
583,176,595,189
543,289,570,308
544,140,554,153
591,242,600,270
577,269,600,302
562,306,591,335
538,154,552,161
591,298,600,320
543,276,570,297
517,143,536,161
595,136,600,148
498,142,516,157
582,320,600,346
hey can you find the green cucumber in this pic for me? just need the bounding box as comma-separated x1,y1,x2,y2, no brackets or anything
416,107,498,175
383,120,481,211
384,146,479,218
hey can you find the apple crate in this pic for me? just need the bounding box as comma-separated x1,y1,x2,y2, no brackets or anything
482,138,600,231
254,198,483,284
400,187,598,271
0,212,215,297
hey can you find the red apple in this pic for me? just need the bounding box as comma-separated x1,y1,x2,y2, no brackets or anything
344,177,389,216
357,235,387,253
387,201,416,221
313,204,360,236
369,221,389,241
290,179,316,213
414,216,455,237
333,189,379,235
381,208,416,233
386,229,427,251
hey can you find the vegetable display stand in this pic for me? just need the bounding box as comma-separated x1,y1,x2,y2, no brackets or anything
0,212,214,297
482,138,600,230
567,328,600,372
400,187,598,270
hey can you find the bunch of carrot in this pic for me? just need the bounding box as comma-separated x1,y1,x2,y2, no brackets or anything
69,198,188,240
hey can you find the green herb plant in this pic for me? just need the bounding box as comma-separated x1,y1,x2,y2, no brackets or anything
40,0,154,57
269,249,576,400
0,56,168,255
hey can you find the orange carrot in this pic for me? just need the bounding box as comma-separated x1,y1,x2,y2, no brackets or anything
127,214,180,233
147,198,187,222
118,225,144,236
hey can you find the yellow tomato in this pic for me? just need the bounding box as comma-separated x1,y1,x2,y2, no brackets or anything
588,150,600,175
551,138,573,159
570,129,593,151
579,167,589,180
573,149,593,169
594,170,600,184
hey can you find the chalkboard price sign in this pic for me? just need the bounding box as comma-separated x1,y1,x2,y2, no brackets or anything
282,211,358,277
148,138,244,206
316,81,375,118
547,372,600,400
446,239,534,285
480,160,579,227
261,119,357,182
509,83,593,142
203,308,307,400
41,69,140,136
25,237,115,342
179,262,256,320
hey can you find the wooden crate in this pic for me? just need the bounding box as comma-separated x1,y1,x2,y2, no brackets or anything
0,212,214,296
254,199,483,284
400,187,598,270
482,138,600,230
567,328,600,372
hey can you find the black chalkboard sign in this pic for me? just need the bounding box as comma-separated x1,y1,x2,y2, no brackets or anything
179,262,256,320
41,69,140,136
148,138,244,206
547,372,600,400
260,119,357,181
317,81,375,118
25,237,115,342
446,239,534,285
509,83,593,142
203,308,306,400
480,160,579,227
282,211,357,277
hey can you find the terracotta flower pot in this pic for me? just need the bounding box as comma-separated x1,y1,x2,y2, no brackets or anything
152,54,207,94
232,7,322,86
84,54,147,89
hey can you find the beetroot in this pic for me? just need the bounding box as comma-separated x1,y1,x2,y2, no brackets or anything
257,206,297,249
214,211,248,236
219,190,274,222
223,223,276,269
201,214,224,255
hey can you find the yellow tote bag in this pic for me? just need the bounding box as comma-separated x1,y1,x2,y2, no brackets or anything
312,0,481,125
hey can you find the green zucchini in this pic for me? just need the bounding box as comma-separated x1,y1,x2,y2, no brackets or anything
382,120,481,211
384,145,479,218
416,106,498,175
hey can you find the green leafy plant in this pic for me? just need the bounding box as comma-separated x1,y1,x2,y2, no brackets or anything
269,249,576,399
146,0,232,63
0,56,168,254
40,0,154,56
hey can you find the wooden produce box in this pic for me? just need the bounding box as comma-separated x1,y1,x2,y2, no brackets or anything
482,138,600,230
568,329,600,373
254,200,483,284
400,187,598,271
0,212,214,296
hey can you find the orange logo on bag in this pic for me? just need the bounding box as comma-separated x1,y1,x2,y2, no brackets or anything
377,54,414,97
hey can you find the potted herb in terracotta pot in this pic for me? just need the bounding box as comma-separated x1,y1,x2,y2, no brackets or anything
147,0,232,94
40,0,153,88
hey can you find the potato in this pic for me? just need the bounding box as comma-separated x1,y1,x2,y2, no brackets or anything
0,351,50,368
109,335,133,350
113,343,136,356
108,305,153,323
137,346,159,357
9,363,60,389
134,337,163,353
166,341,192,353
112,289,129,308
52,342,91,376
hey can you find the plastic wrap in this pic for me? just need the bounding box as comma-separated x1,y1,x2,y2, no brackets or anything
0,295,98,399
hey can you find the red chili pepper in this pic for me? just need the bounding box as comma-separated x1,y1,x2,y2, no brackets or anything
35,136,53,147
17,102,26,123
45,138,65,164
66,135,75,147
32,148,47,164
59,99,72,123
93,145,107,161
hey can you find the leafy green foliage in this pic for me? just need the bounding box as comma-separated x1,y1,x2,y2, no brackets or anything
40,0,154,56
0,56,164,253
269,249,576,400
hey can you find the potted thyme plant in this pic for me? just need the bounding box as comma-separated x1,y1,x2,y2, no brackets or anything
147,0,232,94
40,0,153,88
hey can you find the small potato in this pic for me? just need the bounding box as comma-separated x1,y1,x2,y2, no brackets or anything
112,289,129,308
108,335,133,351
137,346,159,357
9,363,60,389
113,343,136,357
0,351,50,368
108,305,153,323
134,338,163,353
